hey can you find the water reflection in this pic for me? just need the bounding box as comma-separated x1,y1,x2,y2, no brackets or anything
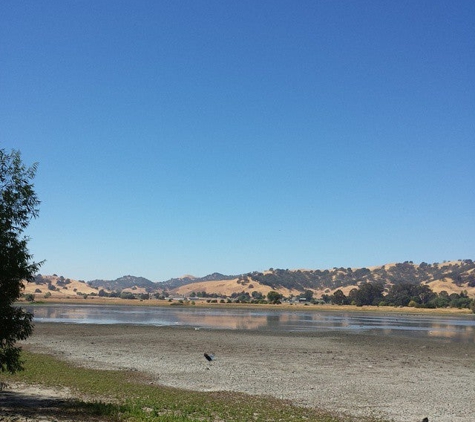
25,304,475,343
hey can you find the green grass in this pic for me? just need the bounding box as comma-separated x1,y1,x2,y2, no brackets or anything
2,351,388,422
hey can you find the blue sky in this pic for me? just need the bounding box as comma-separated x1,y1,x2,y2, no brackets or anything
1,1,474,282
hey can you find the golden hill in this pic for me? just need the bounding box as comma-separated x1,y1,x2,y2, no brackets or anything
21,260,475,300
170,278,300,297
22,275,100,298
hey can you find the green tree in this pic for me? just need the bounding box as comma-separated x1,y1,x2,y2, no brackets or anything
251,290,263,300
120,291,136,300
303,289,314,301
331,289,347,305
352,282,385,306
1,149,42,373
267,290,282,304
385,283,414,307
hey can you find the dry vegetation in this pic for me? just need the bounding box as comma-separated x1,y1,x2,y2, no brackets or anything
21,260,475,305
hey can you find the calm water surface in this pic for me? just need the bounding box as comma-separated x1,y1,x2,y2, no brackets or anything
26,304,475,343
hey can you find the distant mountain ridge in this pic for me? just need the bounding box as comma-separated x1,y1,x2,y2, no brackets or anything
157,272,236,290
87,272,237,292
88,275,155,291
83,260,475,295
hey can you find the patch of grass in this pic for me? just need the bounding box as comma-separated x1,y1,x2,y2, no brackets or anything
3,351,388,422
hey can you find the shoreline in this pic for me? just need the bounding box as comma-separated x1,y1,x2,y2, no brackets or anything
22,322,475,422
18,297,475,316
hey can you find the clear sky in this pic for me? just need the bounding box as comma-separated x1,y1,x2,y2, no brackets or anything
1,1,474,282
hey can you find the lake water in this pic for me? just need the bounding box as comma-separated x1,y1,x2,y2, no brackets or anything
25,304,475,343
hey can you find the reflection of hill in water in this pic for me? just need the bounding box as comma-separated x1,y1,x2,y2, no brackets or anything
176,313,268,330
426,321,475,340
31,305,109,321
175,311,301,330
27,305,475,343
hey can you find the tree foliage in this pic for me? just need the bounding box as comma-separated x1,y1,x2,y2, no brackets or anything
267,290,282,304
330,281,474,310
0,149,42,373
348,282,385,306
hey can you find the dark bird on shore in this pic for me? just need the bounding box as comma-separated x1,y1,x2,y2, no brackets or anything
204,353,214,362
422,418,429,422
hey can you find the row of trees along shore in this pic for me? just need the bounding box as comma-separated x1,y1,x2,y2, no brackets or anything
326,282,474,310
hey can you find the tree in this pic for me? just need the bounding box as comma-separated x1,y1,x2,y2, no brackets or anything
352,282,384,306
267,290,282,304
120,291,136,300
1,149,42,373
331,289,347,305
303,289,314,301
251,290,263,300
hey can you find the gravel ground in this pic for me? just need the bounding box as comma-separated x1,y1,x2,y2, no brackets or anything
15,323,475,422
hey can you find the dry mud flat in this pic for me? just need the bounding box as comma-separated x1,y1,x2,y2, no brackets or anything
21,323,475,422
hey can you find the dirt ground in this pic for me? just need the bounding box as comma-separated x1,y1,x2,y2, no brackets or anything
2,322,475,422
0,383,77,422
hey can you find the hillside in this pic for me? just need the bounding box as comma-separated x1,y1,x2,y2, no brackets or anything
243,260,475,296
157,272,236,290
169,260,475,298
170,278,300,297
24,274,100,298
88,275,155,291
22,260,475,299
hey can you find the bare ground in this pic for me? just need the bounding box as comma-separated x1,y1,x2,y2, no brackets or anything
3,323,475,422
0,383,104,422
